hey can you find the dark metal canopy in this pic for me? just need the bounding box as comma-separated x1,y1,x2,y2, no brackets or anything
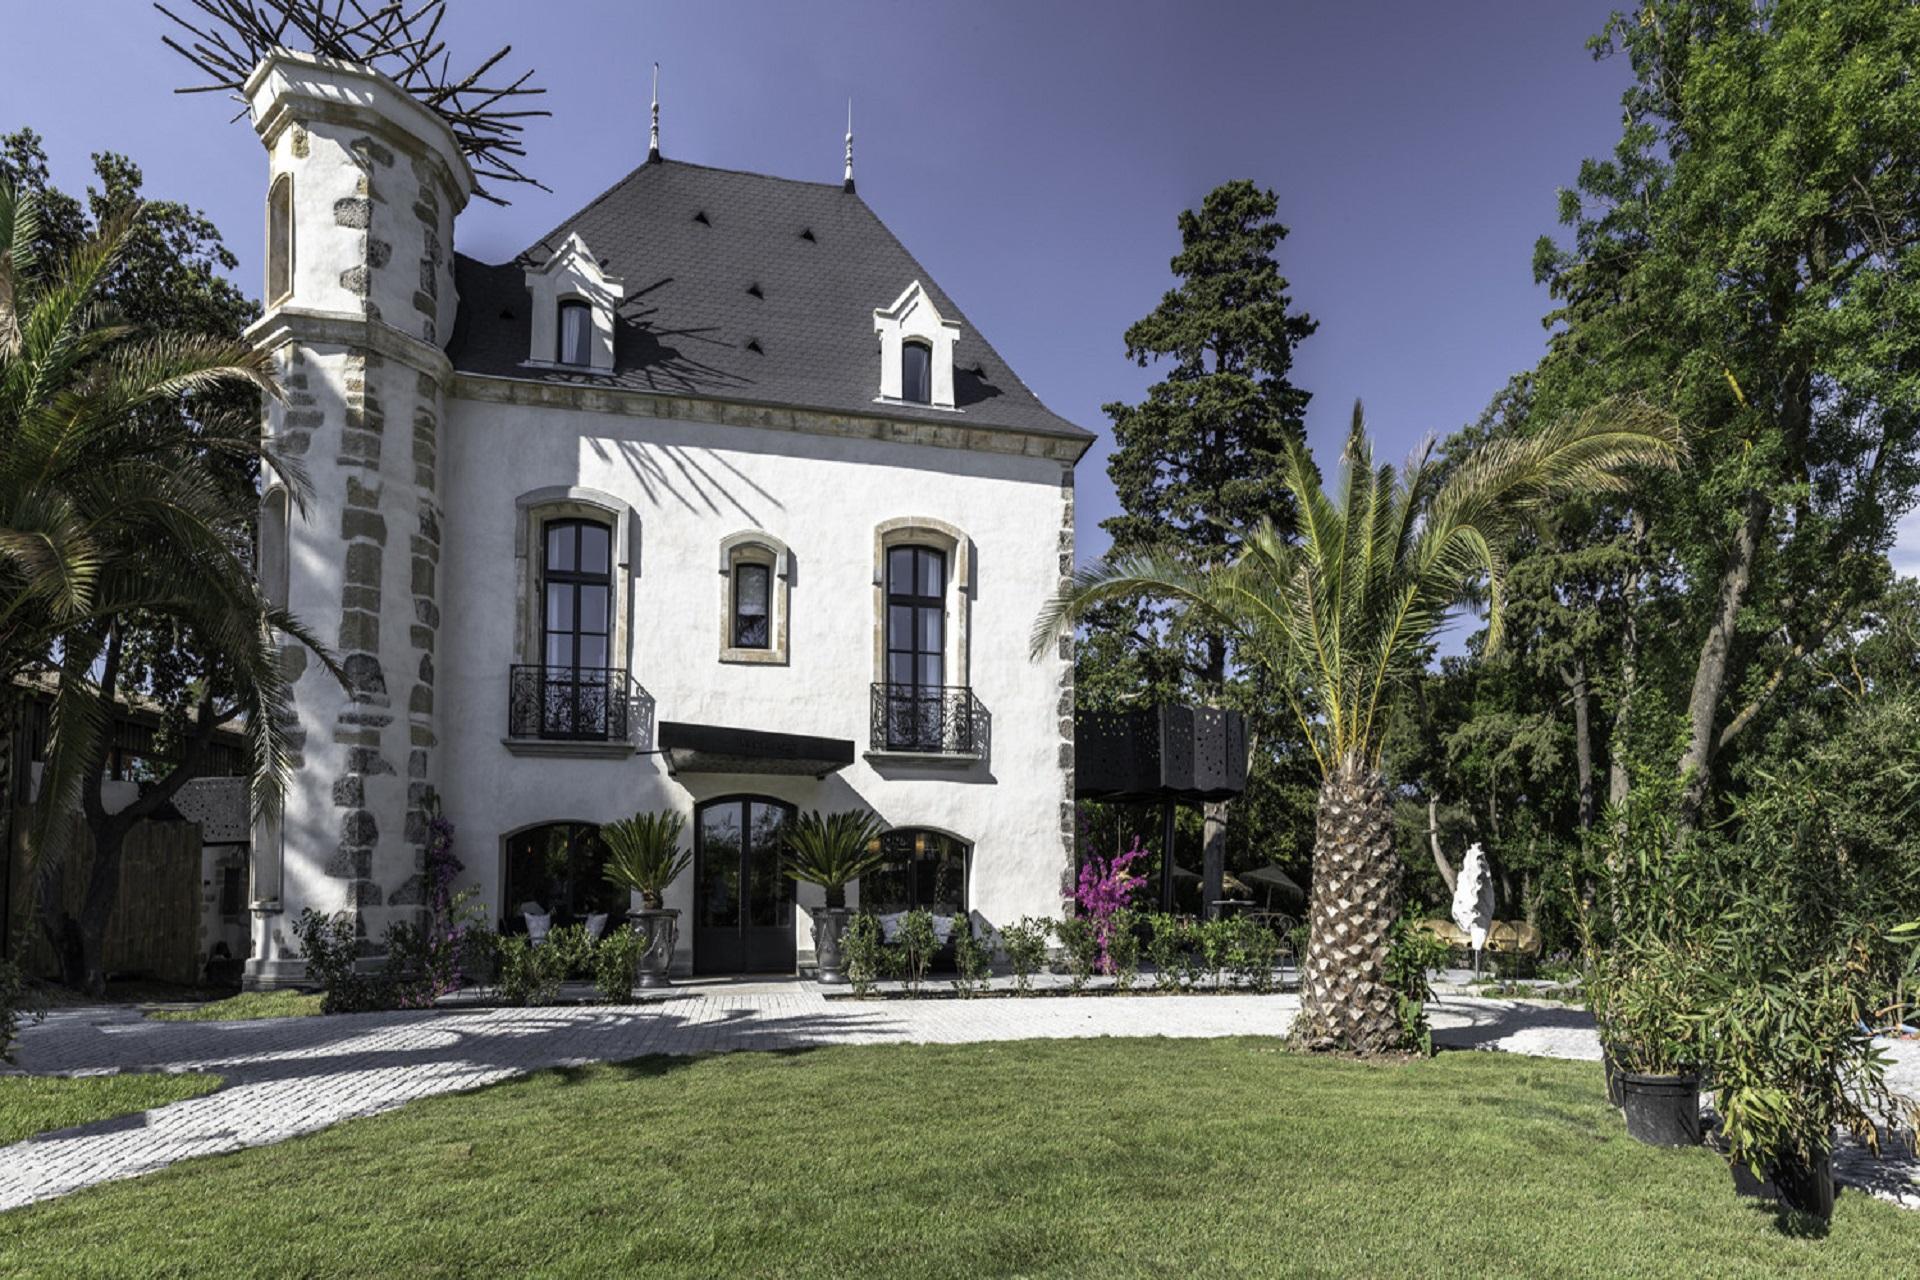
1074,705,1249,803
658,721,855,779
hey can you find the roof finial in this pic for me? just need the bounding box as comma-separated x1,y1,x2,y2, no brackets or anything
648,63,661,163
842,98,856,194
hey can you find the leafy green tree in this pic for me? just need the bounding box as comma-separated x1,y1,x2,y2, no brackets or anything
1037,400,1678,1053
1535,1,1920,828
1092,179,1317,907
0,140,327,991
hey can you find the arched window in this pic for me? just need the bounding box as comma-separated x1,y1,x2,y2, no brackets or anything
694,796,796,973
538,517,614,737
733,562,770,648
719,531,790,665
267,174,293,304
501,822,623,933
862,828,969,918
901,340,932,404
258,486,290,610
883,544,946,749
557,299,592,366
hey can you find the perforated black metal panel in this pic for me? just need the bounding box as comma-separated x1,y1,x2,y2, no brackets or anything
1073,705,1248,802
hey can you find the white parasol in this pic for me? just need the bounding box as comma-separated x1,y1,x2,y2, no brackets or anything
1450,842,1495,960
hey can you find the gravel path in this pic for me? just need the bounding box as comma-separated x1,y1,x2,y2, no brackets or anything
2,984,1915,1213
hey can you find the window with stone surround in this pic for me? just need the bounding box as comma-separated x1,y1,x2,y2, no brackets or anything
509,488,641,751
259,485,290,610
719,531,790,665
872,280,961,409
871,517,968,690
267,173,293,304
522,232,622,373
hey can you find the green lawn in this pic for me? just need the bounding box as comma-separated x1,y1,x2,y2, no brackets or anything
2,1039,1915,1277
0,1073,222,1147
146,989,323,1022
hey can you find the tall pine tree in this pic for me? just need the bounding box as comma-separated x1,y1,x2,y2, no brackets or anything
1096,179,1316,910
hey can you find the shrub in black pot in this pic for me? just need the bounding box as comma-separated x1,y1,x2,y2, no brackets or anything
780,809,889,984
1591,929,1710,1147
1701,927,1920,1223
1601,1043,1626,1109
1618,1071,1703,1147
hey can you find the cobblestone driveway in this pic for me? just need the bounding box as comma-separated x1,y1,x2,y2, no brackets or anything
3,985,1916,1212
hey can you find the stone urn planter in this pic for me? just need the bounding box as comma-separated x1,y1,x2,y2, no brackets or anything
812,907,854,984
628,908,680,988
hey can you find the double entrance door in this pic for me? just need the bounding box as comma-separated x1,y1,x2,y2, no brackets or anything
693,796,796,974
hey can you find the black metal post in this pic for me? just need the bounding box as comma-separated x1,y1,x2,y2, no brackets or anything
1160,800,1176,913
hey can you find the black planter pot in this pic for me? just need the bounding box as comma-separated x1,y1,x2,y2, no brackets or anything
812,906,853,985
628,908,680,988
1730,1160,1777,1200
1771,1147,1836,1220
1618,1071,1702,1147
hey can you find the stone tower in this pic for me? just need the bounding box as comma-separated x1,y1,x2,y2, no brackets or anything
242,51,469,985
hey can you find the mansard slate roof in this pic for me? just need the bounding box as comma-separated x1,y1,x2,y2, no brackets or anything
447,158,1092,447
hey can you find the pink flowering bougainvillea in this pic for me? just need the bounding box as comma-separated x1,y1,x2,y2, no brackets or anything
1071,837,1149,973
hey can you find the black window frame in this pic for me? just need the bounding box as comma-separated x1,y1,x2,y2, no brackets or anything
500,822,624,932
885,544,946,690
541,517,613,674
557,298,593,366
901,339,932,404
861,828,970,919
731,560,771,649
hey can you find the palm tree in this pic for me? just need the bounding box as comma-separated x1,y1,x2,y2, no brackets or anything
1035,400,1679,1053
1,180,331,990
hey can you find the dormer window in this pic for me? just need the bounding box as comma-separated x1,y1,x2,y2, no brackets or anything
901,341,932,404
523,232,623,373
873,280,962,410
558,300,592,366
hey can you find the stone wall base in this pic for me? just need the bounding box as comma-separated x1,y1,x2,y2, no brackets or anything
242,957,311,990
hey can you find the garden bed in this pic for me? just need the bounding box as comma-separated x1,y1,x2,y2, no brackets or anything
822,970,1297,999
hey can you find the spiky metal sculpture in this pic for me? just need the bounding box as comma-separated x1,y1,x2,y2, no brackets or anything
156,0,548,204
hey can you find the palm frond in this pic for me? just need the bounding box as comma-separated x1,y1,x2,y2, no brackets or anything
1031,392,1680,780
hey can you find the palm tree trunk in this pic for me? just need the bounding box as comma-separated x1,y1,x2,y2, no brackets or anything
1294,765,1403,1054
1201,800,1227,918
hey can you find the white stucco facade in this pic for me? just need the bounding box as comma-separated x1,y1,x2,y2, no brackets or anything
240,51,1084,984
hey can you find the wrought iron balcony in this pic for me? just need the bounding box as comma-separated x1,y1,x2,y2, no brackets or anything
870,683,989,757
508,665,640,742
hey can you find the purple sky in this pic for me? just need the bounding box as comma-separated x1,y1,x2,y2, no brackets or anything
10,2,1916,579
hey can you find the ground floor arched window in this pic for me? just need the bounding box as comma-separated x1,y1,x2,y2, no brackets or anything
501,822,624,932
862,828,969,917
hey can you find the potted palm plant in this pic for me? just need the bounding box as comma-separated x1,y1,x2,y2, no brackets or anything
602,811,691,988
780,809,889,984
